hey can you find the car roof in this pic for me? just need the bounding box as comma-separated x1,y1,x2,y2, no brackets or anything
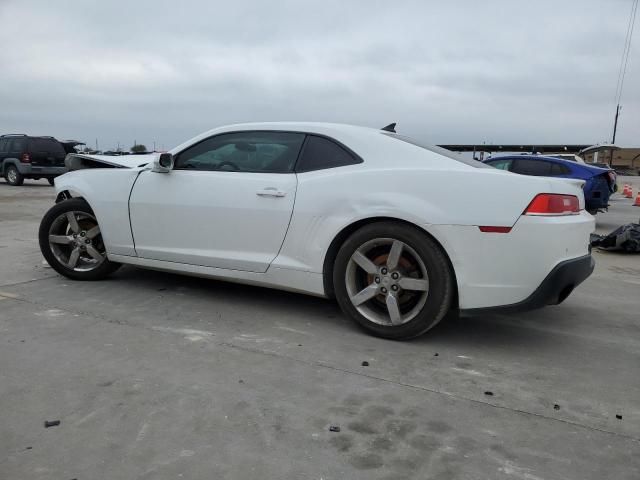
486,154,573,165
169,122,482,171
486,154,612,173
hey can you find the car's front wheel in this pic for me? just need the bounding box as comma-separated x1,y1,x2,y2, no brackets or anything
38,198,121,280
333,222,454,340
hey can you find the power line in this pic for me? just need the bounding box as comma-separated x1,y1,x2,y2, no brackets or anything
614,0,638,105
612,0,638,143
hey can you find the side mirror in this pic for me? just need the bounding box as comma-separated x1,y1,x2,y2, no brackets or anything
152,153,174,173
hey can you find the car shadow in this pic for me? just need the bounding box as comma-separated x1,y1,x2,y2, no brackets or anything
0,181,53,188
109,266,557,349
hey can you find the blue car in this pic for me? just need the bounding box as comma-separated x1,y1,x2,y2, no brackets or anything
484,155,615,214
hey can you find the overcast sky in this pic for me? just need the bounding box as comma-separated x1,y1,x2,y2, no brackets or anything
1,0,638,150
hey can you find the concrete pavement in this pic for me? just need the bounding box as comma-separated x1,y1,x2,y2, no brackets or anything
1,178,639,479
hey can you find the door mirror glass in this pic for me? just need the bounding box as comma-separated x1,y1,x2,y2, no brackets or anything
153,153,174,172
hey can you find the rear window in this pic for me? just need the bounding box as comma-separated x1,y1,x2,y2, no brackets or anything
511,159,552,176
550,163,570,175
296,135,362,173
382,133,491,168
29,138,66,156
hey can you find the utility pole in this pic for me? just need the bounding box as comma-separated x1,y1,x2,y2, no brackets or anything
612,105,620,144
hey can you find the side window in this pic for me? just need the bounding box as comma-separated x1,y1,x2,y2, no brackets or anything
487,159,512,170
0,139,7,153
8,138,26,153
295,135,362,173
550,163,570,175
512,159,552,176
174,131,305,173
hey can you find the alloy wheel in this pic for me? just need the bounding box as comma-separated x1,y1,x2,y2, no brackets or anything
7,168,17,184
48,211,107,272
345,238,430,326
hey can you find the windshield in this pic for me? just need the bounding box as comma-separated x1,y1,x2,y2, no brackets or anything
382,132,491,168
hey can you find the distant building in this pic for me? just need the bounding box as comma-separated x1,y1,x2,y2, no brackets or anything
581,147,640,170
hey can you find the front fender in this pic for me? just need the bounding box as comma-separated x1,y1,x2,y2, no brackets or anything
54,169,142,256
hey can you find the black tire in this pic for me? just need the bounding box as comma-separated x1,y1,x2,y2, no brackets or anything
47,178,55,186
39,198,121,280
5,165,24,186
333,222,454,340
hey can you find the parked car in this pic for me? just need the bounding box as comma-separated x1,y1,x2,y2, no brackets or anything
0,134,80,186
38,123,594,340
484,155,615,214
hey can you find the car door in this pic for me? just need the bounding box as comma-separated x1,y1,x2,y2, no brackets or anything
129,131,305,273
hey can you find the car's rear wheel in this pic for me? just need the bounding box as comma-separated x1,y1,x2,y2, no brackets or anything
333,222,454,340
38,198,121,280
5,165,24,186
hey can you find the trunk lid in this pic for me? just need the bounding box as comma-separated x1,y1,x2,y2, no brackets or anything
27,137,66,167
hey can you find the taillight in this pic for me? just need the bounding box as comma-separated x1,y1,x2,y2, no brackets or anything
20,153,31,163
524,194,580,216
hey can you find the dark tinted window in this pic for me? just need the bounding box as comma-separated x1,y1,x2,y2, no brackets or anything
29,138,66,156
512,159,552,176
486,159,512,170
550,163,570,175
295,135,361,173
383,133,491,168
8,138,26,152
175,131,305,173
0,139,8,153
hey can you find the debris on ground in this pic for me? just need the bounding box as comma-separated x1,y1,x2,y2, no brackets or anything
361,361,369,367
616,414,623,420
44,420,61,428
434,353,439,357
484,391,494,396
590,222,640,253
554,404,560,410
329,425,341,432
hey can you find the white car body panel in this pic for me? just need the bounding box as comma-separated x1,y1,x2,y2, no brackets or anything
129,170,297,272
53,122,595,310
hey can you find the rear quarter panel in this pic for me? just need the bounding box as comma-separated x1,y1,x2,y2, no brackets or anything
274,166,574,273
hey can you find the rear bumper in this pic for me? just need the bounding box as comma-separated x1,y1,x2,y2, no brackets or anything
460,254,594,316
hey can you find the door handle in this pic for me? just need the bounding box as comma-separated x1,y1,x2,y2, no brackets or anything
256,187,286,197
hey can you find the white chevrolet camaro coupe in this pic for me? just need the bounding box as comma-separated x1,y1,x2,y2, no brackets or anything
39,123,595,339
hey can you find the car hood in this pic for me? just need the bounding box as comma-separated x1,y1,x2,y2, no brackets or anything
65,153,155,170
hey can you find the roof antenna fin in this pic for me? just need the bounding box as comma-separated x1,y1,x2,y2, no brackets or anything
381,122,396,133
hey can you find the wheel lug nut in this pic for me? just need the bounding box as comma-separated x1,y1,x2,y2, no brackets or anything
381,268,388,275
73,234,77,238
80,232,86,237
391,285,399,291
391,272,399,279
381,287,387,294
85,239,91,244
374,277,381,284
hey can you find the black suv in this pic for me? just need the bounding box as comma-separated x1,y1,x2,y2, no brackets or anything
0,135,77,186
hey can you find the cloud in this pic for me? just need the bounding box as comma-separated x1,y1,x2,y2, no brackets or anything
0,0,638,149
